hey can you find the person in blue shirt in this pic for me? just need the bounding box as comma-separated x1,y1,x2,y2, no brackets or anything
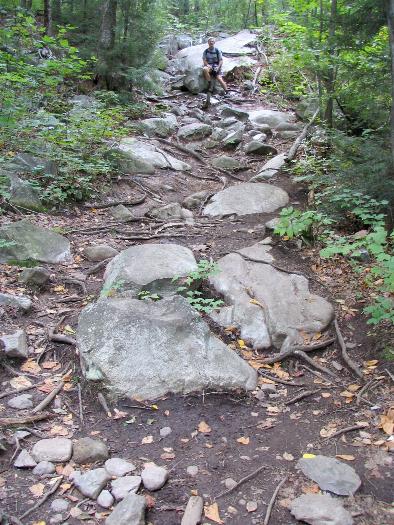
202,37,228,92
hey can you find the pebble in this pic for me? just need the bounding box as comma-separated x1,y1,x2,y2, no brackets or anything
141,465,168,491
187,465,199,477
73,468,111,499
260,384,277,393
105,458,136,477
181,495,204,525
159,426,172,438
8,394,33,410
105,493,146,525
14,449,37,468
111,475,141,501
83,244,119,262
33,461,56,476
19,267,51,286
51,498,69,513
224,478,237,490
72,437,109,464
291,493,353,525
97,489,114,509
32,438,73,463
297,455,361,496
246,501,258,512
49,514,64,524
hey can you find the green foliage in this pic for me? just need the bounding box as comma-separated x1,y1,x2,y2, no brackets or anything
274,206,334,241
138,290,162,301
173,260,224,314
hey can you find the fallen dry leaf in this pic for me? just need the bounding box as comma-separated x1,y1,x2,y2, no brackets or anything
204,502,223,524
113,409,128,419
198,421,212,434
29,483,45,497
320,427,337,438
302,483,320,494
347,384,361,392
145,494,155,509
41,360,60,370
283,452,294,461
380,408,394,435
141,435,154,444
321,392,331,398
50,425,69,437
10,376,32,390
336,454,355,461
161,452,175,460
20,359,41,375
237,436,250,445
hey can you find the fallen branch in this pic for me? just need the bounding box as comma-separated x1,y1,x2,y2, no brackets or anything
48,329,76,346
216,464,269,499
32,371,70,414
334,319,363,379
385,368,394,383
236,252,308,277
287,107,320,162
326,422,369,440
356,378,378,406
263,476,288,525
84,193,146,209
257,369,308,387
285,390,317,406
0,382,42,400
156,137,208,165
78,383,84,424
0,413,54,427
20,476,63,519
98,392,112,417
293,349,339,380
116,232,187,241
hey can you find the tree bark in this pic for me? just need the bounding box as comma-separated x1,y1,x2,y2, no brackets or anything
386,0,394,168
99,0,118,51
52,0,62,30
324,0,337,127
44,0,53,35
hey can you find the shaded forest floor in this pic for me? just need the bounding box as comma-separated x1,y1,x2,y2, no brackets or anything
0,82,393,525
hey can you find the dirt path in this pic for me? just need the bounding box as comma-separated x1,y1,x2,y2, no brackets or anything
0,86,393,525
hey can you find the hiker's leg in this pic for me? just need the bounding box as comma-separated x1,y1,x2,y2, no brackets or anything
217,74,227,91
203,66,211,82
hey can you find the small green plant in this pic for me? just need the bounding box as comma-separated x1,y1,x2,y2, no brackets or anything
274,207,333,242
138,290,161,301
173,260,224,314
100,279,124,298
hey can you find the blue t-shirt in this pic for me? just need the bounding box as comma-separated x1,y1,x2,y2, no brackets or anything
203,47,222,65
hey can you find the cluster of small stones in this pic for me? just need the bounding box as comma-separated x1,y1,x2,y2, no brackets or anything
13,436,171,525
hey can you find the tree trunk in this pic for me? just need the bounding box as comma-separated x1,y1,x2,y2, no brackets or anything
44,0,53,35
324,0,337,127
386,0,394,169
98,0,118,89
52,0,62,30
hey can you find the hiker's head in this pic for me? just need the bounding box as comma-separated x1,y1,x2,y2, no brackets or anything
208,37,215,48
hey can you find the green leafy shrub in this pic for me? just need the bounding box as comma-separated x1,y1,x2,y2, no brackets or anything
274,207,334,242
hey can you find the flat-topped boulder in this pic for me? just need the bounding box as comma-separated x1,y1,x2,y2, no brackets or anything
248,109,295,130
177,123,212,140
103,244,197,297
139,114,178,138
118,138,191,172
0,220,71,264
209,244,334,349
203,183,289,217
78,295,257,400
250,153,287,181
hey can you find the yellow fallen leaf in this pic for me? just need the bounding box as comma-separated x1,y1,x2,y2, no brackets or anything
53,285,66,293
249,298,265,308
340,390,354,398
32,522,46,525
321,392,331,398
151,404,159,410
20,359,41,375
238,339,247,349
303,453,316,459
141,435,154,444
63,325,75,335
204,502,223,524
237,436,250,445
30,483,45,497
364,360,378,367
347,384,361,392
336,454,355,461
198,421,212,434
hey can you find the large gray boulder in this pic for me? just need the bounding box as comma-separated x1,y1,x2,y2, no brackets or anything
5,153,57,178
118,138,191,172
203,183,289,217
211,156,244,171
0,220,71,264
248,109,295,130
175,31,257,93
178,123,212,140
209,243,334,349
139,114,178,138
78,295,257,400
103,244,197,297
250,153,287,181
3,173,43,211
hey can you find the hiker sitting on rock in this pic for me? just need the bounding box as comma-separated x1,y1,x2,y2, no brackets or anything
202,37,227,93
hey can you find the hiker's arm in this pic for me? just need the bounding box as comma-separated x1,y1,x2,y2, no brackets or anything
202,51,209,67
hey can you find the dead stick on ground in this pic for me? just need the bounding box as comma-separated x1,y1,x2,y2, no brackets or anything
216,464,269,499
20,477,63,519
48,329,76,346
356,378,379,405
155,137,208,165
261,339,335,365
384,368,394,383
0,413,54,426
84,194,146,209
78,383,84,424
287,107,320,161
294,349,339,380
334,319,363,379
32,370,71,414
263,476,288,525
98,392,112,417
285,390,318,406
327,423,369,440
257,369,308,387
86,257,112,276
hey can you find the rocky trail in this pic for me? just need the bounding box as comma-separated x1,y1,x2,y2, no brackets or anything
0,31,393,525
